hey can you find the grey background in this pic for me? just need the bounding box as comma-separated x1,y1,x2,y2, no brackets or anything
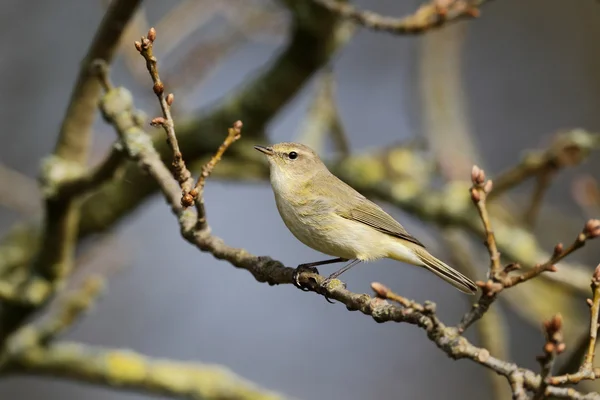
1,0,600,399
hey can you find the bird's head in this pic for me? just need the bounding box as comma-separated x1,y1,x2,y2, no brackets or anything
254,142,326,183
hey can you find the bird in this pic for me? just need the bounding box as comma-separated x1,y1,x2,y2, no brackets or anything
254,142,477,295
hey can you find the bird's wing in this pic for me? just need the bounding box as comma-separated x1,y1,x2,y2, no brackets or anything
336,198,426,248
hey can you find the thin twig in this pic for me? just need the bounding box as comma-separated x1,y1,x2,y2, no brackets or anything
135,27,195,204
470,165,501,277
549,265,600,386
489,129,598,200
458,219,599,332
534,314,565,399
193,121,242,229
311,0,486,35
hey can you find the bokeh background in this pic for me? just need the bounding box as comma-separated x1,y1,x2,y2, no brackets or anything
1,0,600,399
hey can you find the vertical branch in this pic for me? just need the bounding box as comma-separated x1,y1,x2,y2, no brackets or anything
194,122,242,229
470,166,501,277
36,0,143,282
0,0,142,341
584,268,600,370
135,28,195,199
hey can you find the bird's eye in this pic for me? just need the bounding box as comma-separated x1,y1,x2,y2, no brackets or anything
288,151,298,160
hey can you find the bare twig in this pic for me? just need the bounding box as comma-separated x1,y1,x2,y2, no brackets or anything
194,121,243,228
470,165,501,277
135,28,195,204
534,314,565,399
489,129,598,200
311,0,486,35
136,27,243,227
457,165,599,333
458,219,599,332
549,265,600,386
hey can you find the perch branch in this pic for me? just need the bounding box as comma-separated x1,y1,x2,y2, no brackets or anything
99,50,600,398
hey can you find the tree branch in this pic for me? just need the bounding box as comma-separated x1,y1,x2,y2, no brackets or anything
96,50,600,398
10,342,284,400
0,0,142,344
311,0,487,35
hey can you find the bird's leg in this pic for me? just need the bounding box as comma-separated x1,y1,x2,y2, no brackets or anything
318,259,362,304
293,257,347,291
321,259,362,288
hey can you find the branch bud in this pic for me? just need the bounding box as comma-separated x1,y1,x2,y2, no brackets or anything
371,282,390,298
483,179,493,194
553,243,563,257
470,187,481,203
584,219,600,238
150,117,166,126
471,165,485,185
181,193,194,208
147,27,156,42
153,82,164,96
166,93,174,106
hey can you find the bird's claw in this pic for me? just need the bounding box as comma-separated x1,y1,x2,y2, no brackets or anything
293,265,319,291
319,277,341,304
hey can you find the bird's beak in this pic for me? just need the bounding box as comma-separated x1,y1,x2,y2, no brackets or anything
254,145,274,156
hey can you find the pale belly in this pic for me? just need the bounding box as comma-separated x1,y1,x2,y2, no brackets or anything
274,194,388,261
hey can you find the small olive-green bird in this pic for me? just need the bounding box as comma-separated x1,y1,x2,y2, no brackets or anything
254,142,477,295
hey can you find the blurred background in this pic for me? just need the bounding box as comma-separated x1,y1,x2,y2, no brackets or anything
0,0,600,399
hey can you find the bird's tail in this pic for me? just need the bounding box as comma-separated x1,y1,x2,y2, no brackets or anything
409,246,478,295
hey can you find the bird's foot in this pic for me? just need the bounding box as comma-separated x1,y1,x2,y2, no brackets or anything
293,264,320,291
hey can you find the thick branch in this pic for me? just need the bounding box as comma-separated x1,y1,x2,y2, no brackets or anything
0,0,142,344
10,342,284,400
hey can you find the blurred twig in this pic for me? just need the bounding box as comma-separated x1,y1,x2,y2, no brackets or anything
311,0,486,34
488,130,598,201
